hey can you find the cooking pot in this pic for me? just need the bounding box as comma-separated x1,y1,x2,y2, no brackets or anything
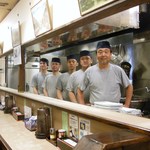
130,100,146,110
120,96,148,111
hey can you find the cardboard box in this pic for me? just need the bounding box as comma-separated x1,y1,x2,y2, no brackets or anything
12,111,24,121
57,138,77,150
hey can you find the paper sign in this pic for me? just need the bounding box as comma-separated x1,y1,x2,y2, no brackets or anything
79,117,90,139
13,45,22,65
69,114,79,139
62,111,68,133
24,106,32,118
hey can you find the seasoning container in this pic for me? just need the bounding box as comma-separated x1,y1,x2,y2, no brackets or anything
58,129,66,139
50,128,56,140
4,95,13,113
35,107,50,139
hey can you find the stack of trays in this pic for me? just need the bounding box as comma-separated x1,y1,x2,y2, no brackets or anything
93,101,123,111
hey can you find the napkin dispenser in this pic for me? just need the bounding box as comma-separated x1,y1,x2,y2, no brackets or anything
35,107,50,139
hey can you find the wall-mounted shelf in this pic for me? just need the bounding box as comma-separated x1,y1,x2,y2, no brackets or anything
22,0,148,49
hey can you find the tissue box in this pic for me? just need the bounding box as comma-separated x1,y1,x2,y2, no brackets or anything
12,111,24,121
24,116,37,131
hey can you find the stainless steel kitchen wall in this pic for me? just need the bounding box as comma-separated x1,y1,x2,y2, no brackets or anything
5,33,134,91
133,41,150,98
41,33,133,73
6,54,19,89
25,59,40,93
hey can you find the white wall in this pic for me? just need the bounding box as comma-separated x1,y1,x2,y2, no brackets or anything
0,0,81,53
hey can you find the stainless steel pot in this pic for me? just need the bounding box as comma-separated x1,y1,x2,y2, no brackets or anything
120,96,148,110
130,100,146,110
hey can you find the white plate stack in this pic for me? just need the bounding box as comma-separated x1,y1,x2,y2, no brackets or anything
93,101,123,111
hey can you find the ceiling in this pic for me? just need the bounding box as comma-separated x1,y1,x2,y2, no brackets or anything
0,0,20,23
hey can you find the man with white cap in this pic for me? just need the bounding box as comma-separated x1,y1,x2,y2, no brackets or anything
78,41,133,107
43,57,61,98
66,50,92,103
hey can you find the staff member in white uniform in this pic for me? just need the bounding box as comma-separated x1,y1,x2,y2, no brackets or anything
56,54,78,101
78,41,133,107
43,57,61,98
31,58,50,95
66,50,92,103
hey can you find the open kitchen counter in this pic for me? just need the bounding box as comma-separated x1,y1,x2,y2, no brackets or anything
0,87,150,135
0,87,150,150
0,111,58,150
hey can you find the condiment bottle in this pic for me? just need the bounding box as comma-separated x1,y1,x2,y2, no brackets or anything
50,128,56,140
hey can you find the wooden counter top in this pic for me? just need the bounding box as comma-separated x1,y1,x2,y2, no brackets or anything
0,111,58,150
0,87,150,135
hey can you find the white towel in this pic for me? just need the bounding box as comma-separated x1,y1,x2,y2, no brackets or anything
119,107,142,116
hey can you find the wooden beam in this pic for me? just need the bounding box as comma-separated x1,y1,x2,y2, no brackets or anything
18,47,25,92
